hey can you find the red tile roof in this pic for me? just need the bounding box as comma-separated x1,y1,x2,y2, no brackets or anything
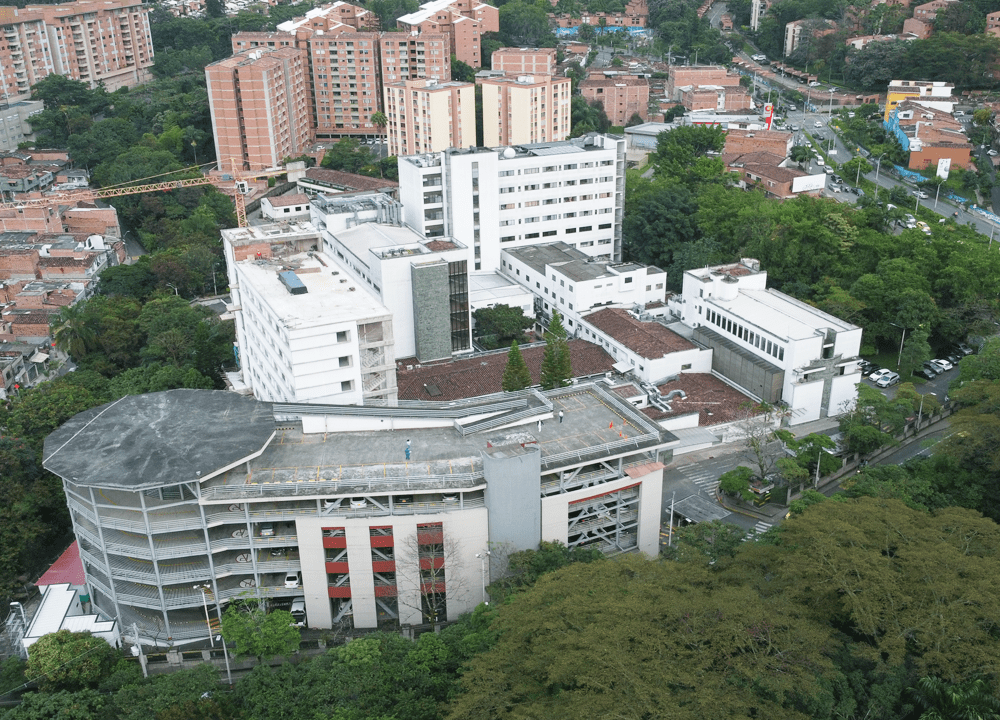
424,239,459,251
36,541,86,587
642,373,757,426
396,339,615,401
266,193,310,207
584,308,695,359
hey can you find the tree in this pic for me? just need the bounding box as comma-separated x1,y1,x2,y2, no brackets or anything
472,304,533,346
451,54,476,81
112,664,225,720
205,0,224,18
4,689,106,720
50,303,98,360
790,145,813,168
540,311,571,390
498,1,557,47
25,630,117,691
371,110,388,135
321,138,375,174
660,519,746,565
899,327,932,377
501,341,533,392
910,676,1000,720
220,601,300,662
717,465,754,501
734,402,786,481
625,111,644,127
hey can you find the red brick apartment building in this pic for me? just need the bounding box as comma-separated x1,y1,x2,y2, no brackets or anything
580,74,649,126
902,0,956,39
0,0,153,100
491,47,557,76
396,0,499,67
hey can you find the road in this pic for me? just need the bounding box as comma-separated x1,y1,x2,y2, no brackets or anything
705,1,727,28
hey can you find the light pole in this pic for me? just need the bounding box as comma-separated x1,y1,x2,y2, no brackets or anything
828,88,834,120
873,153,887,200
889,322,907,370
917,392,935,426
934,180,944,209
475,551,491,604
166,283,179,296
194,584,214,647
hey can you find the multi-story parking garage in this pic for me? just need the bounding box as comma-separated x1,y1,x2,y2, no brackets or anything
43,384,674,646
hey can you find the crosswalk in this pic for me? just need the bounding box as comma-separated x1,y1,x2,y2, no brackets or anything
745,521,771,541
676,464,722,496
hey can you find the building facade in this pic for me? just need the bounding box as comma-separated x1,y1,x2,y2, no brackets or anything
44,385,673,644
397,134,626,273
579,75,649,126
222,221,399,404
0,0,153,100
479,74,572,146
396,0,499,67
883,79,954,121
206,48,313,171
378,32,451,83
671,259,862,425
491,47,556,76
383,79,474,157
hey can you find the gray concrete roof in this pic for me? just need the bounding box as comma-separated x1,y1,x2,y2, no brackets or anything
504,242,615,282
43,390,276,491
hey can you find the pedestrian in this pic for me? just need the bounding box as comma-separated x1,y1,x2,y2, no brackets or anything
558,410,564,424
537,420,542,432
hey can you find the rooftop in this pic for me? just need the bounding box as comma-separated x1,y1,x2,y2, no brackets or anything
302,167,399,191
265,193,310,208
330,222,465,263
35,541,85,587
233,249,392,326
580,75,648,87
43,390,277,491
396,338,615,401
400,133,620,168
469,271,532,305
503,241,632,282
397,0,458,25
584,308,695,359
642,373,756,425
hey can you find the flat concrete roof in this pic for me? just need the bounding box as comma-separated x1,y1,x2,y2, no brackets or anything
43,390,276,490
207,387,665,491
712,288,858,340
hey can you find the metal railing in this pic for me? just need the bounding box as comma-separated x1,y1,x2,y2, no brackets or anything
198,474,485,501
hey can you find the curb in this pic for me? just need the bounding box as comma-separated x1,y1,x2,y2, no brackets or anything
714,489,783,522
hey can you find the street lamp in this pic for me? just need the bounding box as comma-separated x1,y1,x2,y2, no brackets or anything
828,88,834,120
917,392,935,425
889,322,907,370
474,551,491,604
194,584,214,647
934,180,944,209
873,153,887,200
165,283,179,296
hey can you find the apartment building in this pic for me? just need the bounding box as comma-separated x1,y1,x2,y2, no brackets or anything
0,101,41,152
398,134,626,273
988,10,1000,38
396,0,499,67
44,383,673,643
783,18,838,56
677,84,753,113
498,241,665,331
670,258,862,425
383,78,474,157
887,99,972,171
379,32,451,83
579,75,649,126
903,0,955,39
221,221,398,404
0,0,153,100
206,48,312,171
491,47,557,76
479,74,572,146
724,128,793,157
665,65,741,101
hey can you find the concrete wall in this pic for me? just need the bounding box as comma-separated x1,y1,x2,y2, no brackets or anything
411,260,452,362
483,445,541,553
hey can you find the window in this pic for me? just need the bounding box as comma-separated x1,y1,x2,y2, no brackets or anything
681,363,691,370
501,235,515,242
339,356,351,367
525,232,539,239
624,277,633,284
341,380,353,392
599,223,612,230
543,230,557,236
336,330,349,342
579,226,592,232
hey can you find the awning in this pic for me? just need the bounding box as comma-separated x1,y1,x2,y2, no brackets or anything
612,361,631,373
29,352,49,363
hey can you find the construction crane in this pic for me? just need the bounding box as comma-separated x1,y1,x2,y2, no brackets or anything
0,165,288,227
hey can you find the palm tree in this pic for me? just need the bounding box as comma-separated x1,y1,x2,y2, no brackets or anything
50,303,96,361
910,676,1000,720
371,111,387,139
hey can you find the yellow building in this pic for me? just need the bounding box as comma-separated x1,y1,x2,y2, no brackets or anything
383,79,475,156
479,74,572,147
884,80,955,121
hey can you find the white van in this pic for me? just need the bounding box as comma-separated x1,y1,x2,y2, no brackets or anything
290,597,306,626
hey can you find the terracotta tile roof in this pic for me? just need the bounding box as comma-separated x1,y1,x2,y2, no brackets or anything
610,381,643,398
641,373,756,426
265,193,310,207
584,308,695,359
744,164,807,183
424,239,459,251
722,151,786,166
625,461,664,478
3,309,55,324
303,167,399,191
37,257,93,267
396,339,615,401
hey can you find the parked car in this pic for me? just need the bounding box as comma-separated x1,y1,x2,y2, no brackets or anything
988,149,999,156
824,166,834,175
914,367,936,381
912,190,929,199
260,522,275,537
922,362,940,377
858,360,877,375
809,81,822,87
946,353,962,365
876,372,900,388
831,185,841,193
931,358,954,371
284,572,301,589
817,158,825,166
350,497,367,509
322,498,340,509
869,368,893,382
957,342,974,355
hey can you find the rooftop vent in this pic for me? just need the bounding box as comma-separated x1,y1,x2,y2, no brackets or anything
278,271,308,295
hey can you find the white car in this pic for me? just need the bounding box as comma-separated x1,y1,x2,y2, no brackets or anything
831,185,841,193
931,358,953,371
869,368,892,382
912,190,929,199
350,497,367,509
817,158,825,166
989,149,999,156
284,572,300,589
814,121,823,127
809,81,821,87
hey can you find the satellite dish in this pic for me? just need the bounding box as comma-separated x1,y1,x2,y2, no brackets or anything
502,147,516,159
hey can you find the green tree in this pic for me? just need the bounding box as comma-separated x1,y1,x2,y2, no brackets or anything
220,601,300,663
371,110,388,135
790,144,813,168
50,304,98,360
498,1,557,47
451,54,476,80
539,311,571,389
205,0,225,18
3,689,106,720
660,519,746,565
910,676,1000,720
501,341,533,392
321,138,374,174
112,664,224,720
472,304,533,346
717,465,754,501
25,630,117,692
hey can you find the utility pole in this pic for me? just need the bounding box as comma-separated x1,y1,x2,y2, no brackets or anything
667,491,675,547
131,623,148,679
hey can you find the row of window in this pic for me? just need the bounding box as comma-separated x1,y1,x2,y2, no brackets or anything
497,159,614,177
705,308,784,361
